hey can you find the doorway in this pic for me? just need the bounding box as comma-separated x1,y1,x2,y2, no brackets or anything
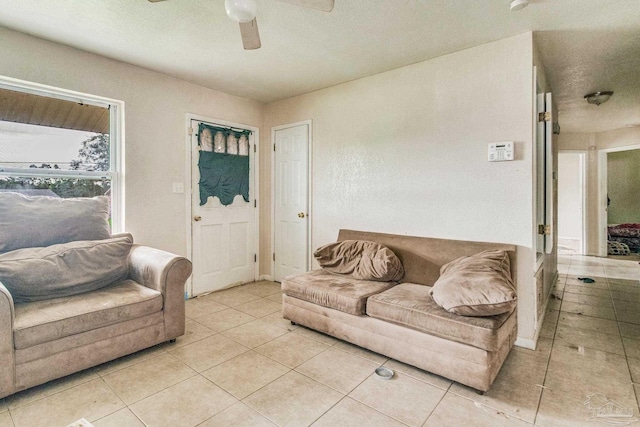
272,121,311,282
557,151,586,255
598,146,640,257
188,116,259,296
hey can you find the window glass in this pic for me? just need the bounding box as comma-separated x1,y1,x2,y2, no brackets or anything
0,83,119,227
0,120,111,198
0,121,108,171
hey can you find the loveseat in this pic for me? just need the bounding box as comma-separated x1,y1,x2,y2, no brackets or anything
0,193,192,399
282,229,517,392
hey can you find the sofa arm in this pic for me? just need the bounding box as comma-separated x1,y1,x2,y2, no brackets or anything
128,245,193,340
0,281,15,398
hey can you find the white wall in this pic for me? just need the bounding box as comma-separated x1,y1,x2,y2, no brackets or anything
599,127,640,150
0,27,263,257
608,149,640,224
558,153,583,241
0,26,542,342
263,33,537,341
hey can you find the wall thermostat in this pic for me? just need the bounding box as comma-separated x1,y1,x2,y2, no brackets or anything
488,141,514,162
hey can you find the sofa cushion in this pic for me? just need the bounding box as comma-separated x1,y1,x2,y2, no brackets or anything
13,280,163,349
314,240,404,282
282,269,397,315
0,235,133,303
366,283,514,351
0,193,111,253
430,250,516,317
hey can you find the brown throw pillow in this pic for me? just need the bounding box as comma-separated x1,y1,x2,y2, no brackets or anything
314,240,404,282
0,234,133,302
430,249,516,317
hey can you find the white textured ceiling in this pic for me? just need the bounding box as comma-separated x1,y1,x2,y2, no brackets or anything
0,0,638,133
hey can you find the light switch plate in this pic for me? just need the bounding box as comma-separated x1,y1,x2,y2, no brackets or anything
172,182,184,194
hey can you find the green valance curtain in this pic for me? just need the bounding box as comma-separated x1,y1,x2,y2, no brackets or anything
197,123,251,206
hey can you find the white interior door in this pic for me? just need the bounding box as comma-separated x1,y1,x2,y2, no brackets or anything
535,91,546,259
543,92,559,308
191,119,256,295
274,123,310,282
545,92,556,255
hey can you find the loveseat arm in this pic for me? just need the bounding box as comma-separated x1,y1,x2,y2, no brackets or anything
128,245,193,340
0,281,15,398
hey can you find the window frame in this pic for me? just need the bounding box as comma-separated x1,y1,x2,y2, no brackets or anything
0,75,125,232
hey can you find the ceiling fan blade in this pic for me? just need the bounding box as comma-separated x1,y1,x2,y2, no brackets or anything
275,0,335,12
239,19,261,50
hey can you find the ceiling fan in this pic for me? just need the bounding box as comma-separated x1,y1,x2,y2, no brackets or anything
148,0,335,50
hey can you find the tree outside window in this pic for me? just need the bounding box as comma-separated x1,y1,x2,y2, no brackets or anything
0,133,111,198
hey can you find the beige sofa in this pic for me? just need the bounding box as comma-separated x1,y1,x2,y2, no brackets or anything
282,229,517,392
0,193,192,399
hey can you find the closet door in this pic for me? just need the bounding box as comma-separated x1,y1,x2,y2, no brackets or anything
273,122,310,281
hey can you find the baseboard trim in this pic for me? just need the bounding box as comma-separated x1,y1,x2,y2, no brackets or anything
514,336,537,350
516,269,560,351
259,274,274,282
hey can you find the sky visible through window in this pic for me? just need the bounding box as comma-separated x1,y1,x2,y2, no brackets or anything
0,120,97,170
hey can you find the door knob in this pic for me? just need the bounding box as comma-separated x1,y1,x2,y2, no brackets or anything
194,215,202,221
298,212,306,218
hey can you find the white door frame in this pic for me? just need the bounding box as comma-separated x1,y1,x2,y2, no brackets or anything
558,150,588,254
598,143,640,256
533,77,545,268
185,113,260,297
270,120,313,281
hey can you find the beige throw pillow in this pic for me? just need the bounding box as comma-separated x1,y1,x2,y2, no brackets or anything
430,249,516,317
0,193,111,253
0,234,133,302
314,240,404,282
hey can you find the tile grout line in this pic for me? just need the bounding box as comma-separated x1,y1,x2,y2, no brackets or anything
216,332,336,416
335,358,453,426
305,390,416,427
607,273,640,413
532,254,571,426
14,276,640,426
92,374,147,426
231,323,438,426
122,288,283,424
561,256,640,415
4,369,105,413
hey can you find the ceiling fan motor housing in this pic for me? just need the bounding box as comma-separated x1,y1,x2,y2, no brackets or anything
225,0,258,23
150,0,336,50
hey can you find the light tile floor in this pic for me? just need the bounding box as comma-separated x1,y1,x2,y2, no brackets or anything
2,257,640,426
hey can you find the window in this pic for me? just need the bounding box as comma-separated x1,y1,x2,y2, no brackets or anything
0,78,123,231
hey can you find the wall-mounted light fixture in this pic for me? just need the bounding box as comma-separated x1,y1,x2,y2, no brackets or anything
584,91,614,106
